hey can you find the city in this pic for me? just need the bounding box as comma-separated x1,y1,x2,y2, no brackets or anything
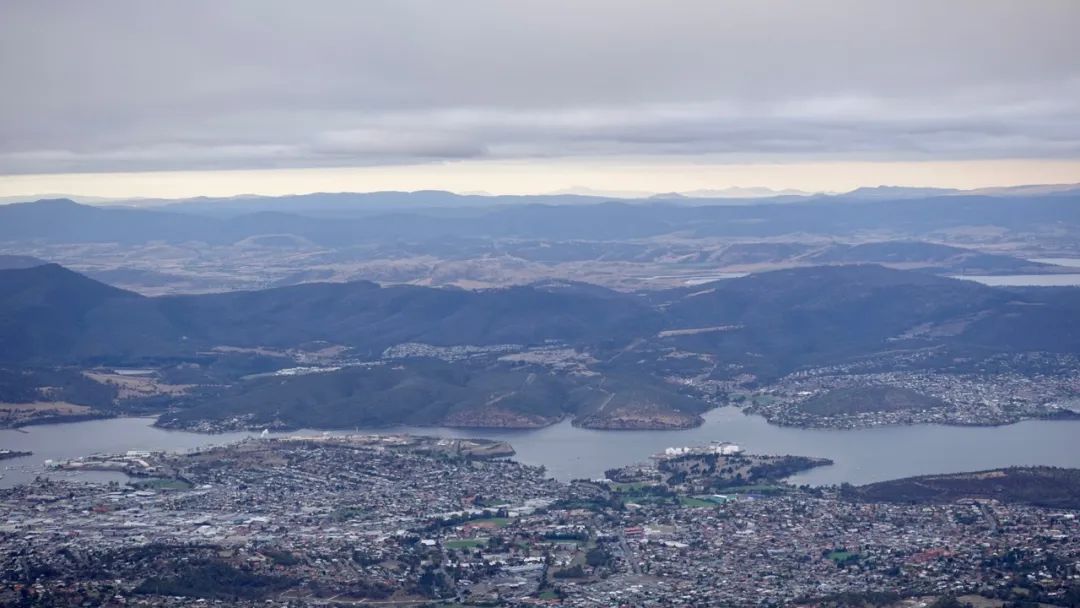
2,436,1078,606
3,2,1080,606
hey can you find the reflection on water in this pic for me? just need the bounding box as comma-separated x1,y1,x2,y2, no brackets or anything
3,409,1079,488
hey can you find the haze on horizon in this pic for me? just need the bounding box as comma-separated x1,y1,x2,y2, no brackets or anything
2,0,1080,198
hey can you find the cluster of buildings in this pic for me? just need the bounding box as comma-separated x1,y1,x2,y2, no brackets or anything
1,435,1078,606
745,353,1080,428
564,493,1079,606
381,342,523,362
655,442,743,459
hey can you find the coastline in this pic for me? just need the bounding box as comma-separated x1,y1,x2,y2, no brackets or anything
6,399,1078,436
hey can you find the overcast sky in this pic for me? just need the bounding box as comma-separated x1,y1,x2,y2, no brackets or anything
2,0,1080,196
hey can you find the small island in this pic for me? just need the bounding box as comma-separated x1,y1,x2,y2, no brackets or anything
0,449,32,461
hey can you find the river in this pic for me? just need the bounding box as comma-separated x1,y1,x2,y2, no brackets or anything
950,258,1080,286
953,274,1080,287
3,408,1079,488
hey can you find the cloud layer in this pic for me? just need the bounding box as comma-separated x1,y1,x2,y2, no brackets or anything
3,0,1079,174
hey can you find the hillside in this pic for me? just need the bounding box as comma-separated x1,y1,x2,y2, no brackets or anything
161,361,572,430
0,265,159,364
159,360,708,431
1,263,1076,370
797,386,946,416
847,467,1080,509
654,265,1020,375
0,265,661,364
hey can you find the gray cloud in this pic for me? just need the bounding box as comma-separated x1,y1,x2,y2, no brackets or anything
2,0,1079,173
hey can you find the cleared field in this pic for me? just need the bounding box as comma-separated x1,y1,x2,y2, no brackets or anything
0,401,95,426
798,385,945,416
466,517,510,529
83,372,192,400
678,496,717,508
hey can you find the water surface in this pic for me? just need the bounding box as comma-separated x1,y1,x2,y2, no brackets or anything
951,274,1080,286
1031,258,1080,268
3,409,1079,488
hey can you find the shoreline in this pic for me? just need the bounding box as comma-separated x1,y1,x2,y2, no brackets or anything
149,404,1075,435
9,402,1072,434
755,407,1080,431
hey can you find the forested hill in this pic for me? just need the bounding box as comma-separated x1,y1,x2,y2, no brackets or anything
1,262,1077,374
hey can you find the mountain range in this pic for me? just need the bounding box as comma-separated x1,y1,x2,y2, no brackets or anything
1,192,1078,244
4,262,1077,367
1,262,1077,430
4,182,1079,209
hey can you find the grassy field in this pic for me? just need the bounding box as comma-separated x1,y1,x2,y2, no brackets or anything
678,496,718,508
131,478,193,491
798,385,944,416
468,516,510,528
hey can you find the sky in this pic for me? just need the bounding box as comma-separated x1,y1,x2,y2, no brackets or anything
2,0,1080,198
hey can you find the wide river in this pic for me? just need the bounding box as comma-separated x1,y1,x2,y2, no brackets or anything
950,257,1080,286
3,408,1079,488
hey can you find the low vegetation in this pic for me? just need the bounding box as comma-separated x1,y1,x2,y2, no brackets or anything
798,385,946,416
846,467,1080,509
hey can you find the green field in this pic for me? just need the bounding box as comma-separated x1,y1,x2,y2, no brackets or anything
130,478,193,491
469,516,510,528
678,496,718,508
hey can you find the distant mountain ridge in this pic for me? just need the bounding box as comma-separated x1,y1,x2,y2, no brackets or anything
2,192,1078,244
3,182,1077,209
833,186,960,200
